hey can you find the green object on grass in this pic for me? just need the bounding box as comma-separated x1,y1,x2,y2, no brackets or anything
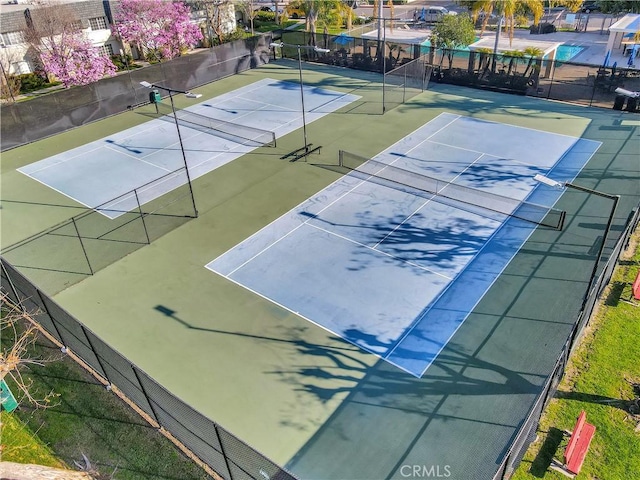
1,379,19,412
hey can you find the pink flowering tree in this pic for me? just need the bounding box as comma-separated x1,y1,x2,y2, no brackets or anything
39,35,117,87
23,2,116,87
113,0,203,62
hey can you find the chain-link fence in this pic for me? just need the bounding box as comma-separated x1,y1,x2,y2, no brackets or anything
429,47,640,110
493,204,640,480
0,167,196,295
0,257,298,480
2,205,638,480
277,30,640,113
1,35,273,152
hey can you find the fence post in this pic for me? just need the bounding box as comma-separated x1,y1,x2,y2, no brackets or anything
132,367,161,426
1,260,22,309
36,289,65,345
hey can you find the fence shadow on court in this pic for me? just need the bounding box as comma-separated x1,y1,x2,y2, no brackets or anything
1,168,196,295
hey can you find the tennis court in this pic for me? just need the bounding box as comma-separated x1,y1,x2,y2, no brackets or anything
17,78,360,218
207,113,600,377
2,60,638,480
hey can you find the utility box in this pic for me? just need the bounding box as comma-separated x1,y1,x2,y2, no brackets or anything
149,89,161,104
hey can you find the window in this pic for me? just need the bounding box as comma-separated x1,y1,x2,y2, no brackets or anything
1,31,25,46
98,44,113,57
11,61,30,75
89,16,107,30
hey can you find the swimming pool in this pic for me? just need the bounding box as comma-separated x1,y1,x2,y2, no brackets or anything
556,44,585,62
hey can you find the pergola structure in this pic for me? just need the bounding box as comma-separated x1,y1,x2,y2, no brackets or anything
467,36,563,78
606,13,640,59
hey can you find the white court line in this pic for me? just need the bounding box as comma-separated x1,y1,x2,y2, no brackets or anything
22,143,106,174
208,263,399,368
15,173,98,212
215,113,462,277
384,205,510,363
305,222,453,280
102,144,174,173
225,221,309,277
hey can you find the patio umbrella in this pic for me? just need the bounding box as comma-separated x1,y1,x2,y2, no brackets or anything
333,34,353,46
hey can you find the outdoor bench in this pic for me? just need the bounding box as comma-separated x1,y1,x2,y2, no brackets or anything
550,410,596,477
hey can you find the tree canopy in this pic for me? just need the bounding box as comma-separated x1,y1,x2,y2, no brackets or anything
23,2,116,87
431,13,476,49
431,13,476,68
113,0,203,61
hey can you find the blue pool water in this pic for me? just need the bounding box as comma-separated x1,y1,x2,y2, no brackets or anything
419,43,584,62
556,44,585,62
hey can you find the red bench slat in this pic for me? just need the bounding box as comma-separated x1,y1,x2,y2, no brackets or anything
564,411,596,474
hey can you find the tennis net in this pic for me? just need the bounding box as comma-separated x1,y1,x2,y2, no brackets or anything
156,103,276,147
339,150,566,230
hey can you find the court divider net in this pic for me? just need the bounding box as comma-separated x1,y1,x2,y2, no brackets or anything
155,102,276,147
338,150,566,230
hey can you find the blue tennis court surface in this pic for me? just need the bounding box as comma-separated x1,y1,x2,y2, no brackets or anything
206,113,601,377
17,79,360,218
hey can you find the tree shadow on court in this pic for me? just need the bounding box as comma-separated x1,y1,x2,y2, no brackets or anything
302,208,492,273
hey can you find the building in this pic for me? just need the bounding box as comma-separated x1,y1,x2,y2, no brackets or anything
0,0,117,75
0,0,237,77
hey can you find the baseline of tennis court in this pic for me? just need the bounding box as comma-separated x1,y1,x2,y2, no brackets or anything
206,113,601,377
17,78,360,219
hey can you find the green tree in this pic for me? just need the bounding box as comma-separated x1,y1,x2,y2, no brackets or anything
500,49,524,75
287,0,347,46
470,0,543,46
598,0,640,14
522,45,544,78
430,13,476,68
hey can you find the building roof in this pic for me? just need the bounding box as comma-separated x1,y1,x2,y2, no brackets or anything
609,13,640,33
362,27,432,45
468,36,562,57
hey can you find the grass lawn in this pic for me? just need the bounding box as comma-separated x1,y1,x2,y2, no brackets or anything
1,412,65,468
0,321,212,480
513,231,640,479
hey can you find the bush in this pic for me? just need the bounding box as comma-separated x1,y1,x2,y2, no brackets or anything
255,11,276,22
352,16,370,25
0,74,21,100
18,73,59,93
109,53,137,71
530,22,556,34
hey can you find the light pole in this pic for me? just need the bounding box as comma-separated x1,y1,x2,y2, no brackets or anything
140,81,202,217
269,42,330,162
534,174,619,299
